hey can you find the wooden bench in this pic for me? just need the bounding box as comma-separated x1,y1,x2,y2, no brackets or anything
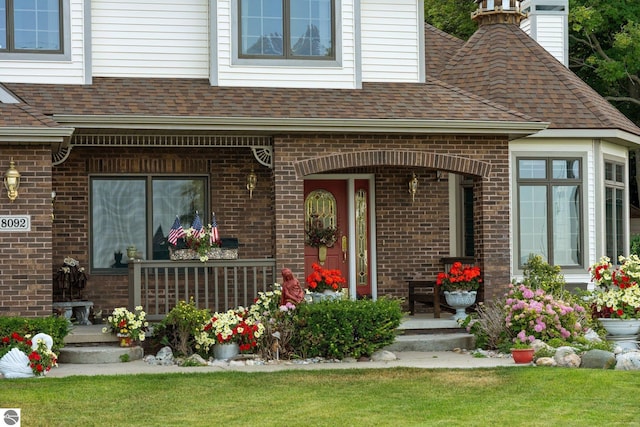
408,280,440,317
408,257,476,316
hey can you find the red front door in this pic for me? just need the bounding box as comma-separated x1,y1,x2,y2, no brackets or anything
304,179,372,298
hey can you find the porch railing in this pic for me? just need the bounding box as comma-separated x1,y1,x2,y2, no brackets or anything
128,259,277,320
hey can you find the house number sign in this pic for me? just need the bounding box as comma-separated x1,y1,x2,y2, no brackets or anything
0,215,31,232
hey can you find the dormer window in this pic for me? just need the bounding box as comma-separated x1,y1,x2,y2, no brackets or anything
0,0,62,53
239,0,334,60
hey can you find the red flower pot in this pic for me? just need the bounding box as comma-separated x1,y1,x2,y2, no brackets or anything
511,348,535,364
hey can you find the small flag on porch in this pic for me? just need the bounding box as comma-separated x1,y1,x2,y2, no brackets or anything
210,212,220,245
191,212,205,238
168,216,185,245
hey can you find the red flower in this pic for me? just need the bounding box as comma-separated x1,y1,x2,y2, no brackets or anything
305,263,346,293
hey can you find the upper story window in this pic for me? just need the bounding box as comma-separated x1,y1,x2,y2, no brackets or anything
0,0,62,53
239,0,334,60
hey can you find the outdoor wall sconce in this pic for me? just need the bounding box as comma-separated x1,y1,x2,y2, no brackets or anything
408,173,418,203
246,169,257,199
4,159,21,202
51,191,56,221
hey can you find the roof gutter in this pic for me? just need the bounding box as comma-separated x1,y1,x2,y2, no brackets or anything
52,115,549,139
525,128,640,147
0,126,75,144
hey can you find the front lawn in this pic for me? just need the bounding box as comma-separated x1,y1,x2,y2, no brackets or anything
3,367,640,426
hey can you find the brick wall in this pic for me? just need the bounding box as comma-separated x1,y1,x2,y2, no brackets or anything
0,147,53,317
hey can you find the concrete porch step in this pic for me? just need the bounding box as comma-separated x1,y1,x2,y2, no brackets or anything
390,314,476,351
64,324,118,345
59,344,143,364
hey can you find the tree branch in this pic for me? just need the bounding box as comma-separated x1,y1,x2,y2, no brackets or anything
605,96,640,106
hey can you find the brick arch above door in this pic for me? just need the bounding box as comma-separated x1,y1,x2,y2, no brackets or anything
293,150,491,178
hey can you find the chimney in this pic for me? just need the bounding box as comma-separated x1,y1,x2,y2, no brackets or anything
472,0,526,26
520,0,569,67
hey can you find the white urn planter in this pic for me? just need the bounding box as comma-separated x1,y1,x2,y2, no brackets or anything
599,318,640,350
443,291,477,321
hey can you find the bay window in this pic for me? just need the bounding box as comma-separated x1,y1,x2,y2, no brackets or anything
605,160,626,262
517,158,582,268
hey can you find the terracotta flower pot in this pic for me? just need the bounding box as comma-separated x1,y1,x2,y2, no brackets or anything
511,348,535,364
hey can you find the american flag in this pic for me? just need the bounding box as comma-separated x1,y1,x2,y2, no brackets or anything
210,212,220,245
167,216,185,245
191,212,205,238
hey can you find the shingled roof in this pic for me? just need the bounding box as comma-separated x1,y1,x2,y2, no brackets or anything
0,102,62,128
3,77,537,126
432,22,640,136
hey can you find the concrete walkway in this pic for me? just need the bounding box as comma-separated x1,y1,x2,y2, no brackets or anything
46,350,520,377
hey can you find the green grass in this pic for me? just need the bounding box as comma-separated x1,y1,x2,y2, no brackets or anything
3,367,640,426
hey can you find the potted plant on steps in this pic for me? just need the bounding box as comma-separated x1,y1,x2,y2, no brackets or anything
436,261,482,321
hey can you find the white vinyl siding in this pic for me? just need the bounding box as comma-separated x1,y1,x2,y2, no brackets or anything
0,0,86,84
216,0,357,89
360,0,421,82
533,15,566,65
91,0,209,78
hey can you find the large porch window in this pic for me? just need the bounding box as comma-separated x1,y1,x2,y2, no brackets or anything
516,158,582,268
605,160,626,262
90,176,207,273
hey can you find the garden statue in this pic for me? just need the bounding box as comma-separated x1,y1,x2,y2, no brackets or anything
280,268,305,305
53,257,88,301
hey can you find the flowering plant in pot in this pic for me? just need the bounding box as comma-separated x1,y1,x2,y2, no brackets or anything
184,226,221,261
102,306,148,342
196,307,265,353
305,263,346,293
0,332,58,377
436,262,482,292
588,255,640,319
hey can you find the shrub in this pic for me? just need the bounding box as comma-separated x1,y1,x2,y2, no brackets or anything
0,316,70,354
504,283,587,346
465,257,590,352
631,234,640,257
290,298,403,360
156,299,210,356
521,254,566,296
248,289,298,360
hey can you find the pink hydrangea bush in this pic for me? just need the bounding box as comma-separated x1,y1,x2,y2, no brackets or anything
505,283,587,345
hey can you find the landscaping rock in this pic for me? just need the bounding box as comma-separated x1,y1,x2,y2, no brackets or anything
580,349,616,369
554,347,580,368
583,329,602,343
535,357,556,367
371,350,397,362
183,354,208,366
531,339,552,353
615,351,640,370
